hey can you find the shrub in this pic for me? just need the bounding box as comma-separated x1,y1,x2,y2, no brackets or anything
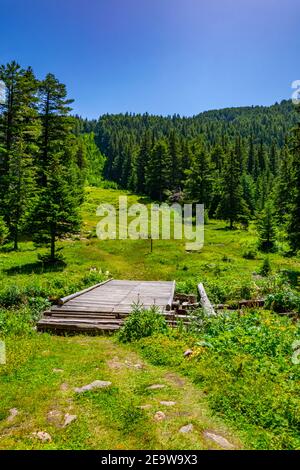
0,216,9,245
242,247,257,260
259,257,272,277
0,307,34,336
81,269,109,287
137,334,187,366
265,289,300,313
118,303,168,343
0,285,25,308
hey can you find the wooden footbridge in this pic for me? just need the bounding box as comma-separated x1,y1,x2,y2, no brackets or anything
37,279,176,334
37,279,215,334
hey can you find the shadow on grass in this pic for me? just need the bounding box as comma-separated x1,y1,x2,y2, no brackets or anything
4,259,66,276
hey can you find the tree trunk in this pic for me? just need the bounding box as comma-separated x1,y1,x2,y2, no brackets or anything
13,227,18,251
50,229,55,262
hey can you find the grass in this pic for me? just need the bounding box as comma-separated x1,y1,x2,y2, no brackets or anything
1,185,300,450
1,186,299,303
0,335,242,450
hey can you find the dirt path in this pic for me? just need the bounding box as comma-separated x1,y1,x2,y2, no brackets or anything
0,335,242,450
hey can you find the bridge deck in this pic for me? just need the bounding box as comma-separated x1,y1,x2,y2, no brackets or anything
37,279,175,334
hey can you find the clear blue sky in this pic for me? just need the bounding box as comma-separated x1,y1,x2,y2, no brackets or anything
1,0,299,118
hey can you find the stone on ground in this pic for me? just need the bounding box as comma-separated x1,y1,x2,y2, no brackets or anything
74,380,112,393
7,408,19,422
32,431,52,442
160,401,176,406
179,423,194,433
154,411,166,421
63,413,77,427
147,384,165,390
203,431,235,449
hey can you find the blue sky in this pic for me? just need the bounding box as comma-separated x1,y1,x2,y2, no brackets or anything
1,0,299,118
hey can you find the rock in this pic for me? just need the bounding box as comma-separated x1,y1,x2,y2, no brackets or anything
63,413,77,427
203,431,235,449
139,404,152,410
160,401,176,406
47,409,63,427
7,408,18,422
183,349,193,357
32,431,52,442
107,359,123,369
147,384,165,390
134,363,143,369
60,383,69,391
179,423,194,433
74,380,112,393
52,368,64,373
154,411,166,421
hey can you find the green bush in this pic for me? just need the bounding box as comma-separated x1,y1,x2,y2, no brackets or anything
137,333,187,366
265,289,300,313
134,310,300,449
0,216,9,245
259,257,272,277
0,307,34,336
118,303,168,343
242,247,257,260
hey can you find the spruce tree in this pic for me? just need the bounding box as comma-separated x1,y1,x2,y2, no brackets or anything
184,146,213,209
274,147,293,224
168,130,182,189
0,63,40,249
136,130,151,193
32,74,81,262
216,148,249,228
287,110,300,253
257,202,277,252
145,140,171,201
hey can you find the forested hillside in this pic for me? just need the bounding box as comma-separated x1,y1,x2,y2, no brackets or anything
75,101,298,223
1,61,300,257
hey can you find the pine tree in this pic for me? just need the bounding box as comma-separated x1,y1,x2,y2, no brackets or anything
287,111,300,253
145,140,171,201
0,63,40,249
211,144,225,174
32,74,81,262
257,140,268,173
269,142,278,175
168,130,182,189
257,202,277,252
216,148,250,228
184,146,213,209
274,147,293,224
38,73,73,185
32,153,81,262
247,135,256,176
136,130,151,193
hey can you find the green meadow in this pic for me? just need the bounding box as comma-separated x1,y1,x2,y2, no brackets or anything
1,186,300,450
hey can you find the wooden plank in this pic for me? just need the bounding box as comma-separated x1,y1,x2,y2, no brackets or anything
197,283,216,317
58,278,113,305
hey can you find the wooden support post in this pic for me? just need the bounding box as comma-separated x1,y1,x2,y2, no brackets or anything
166,280,176,311
197,283,216,317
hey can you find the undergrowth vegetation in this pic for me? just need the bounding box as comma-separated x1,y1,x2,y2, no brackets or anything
1,187,300,450
118,305,300,449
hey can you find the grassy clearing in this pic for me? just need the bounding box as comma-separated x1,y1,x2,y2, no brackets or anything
1,186,299,303
1,186,300,450
0,335,242,450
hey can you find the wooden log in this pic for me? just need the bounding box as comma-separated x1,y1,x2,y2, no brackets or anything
197,283,216,317
57,278,113,305
166,280,176,311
